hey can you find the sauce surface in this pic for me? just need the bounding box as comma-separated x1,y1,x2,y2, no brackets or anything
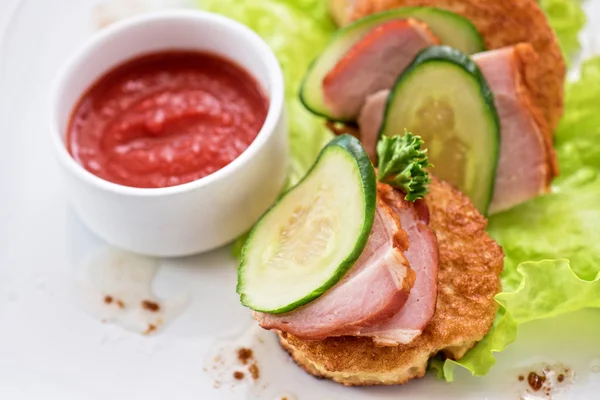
67,51,269,188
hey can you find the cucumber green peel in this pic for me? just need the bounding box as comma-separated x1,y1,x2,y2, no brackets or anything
237,135,376,314
377,132,431,201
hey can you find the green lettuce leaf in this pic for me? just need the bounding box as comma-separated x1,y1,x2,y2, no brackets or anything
554,58,600,188
488,183,600,288
540,0,586,61
498,260,600,322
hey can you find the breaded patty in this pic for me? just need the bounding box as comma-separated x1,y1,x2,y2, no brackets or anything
342,0,564,132
278,177,504,386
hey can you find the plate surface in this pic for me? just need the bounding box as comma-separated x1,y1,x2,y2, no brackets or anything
1,1,600,399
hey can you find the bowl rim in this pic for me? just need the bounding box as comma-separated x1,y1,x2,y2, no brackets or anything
49,9,285,198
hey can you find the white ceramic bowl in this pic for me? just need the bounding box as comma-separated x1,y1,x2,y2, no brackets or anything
50,10,288,257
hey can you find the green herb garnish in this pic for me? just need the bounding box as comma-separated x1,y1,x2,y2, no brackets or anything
377,132,431,201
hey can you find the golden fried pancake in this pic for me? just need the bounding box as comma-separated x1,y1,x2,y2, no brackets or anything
278,177,504,386
338,0,564,132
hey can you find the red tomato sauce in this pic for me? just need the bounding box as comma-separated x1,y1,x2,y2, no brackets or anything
67,51,269,188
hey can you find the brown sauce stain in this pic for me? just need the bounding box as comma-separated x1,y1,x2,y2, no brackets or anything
141,300,160,312
527,371,546,392
145,323,156,335
233,371,245,380
248,363,260,380
237,348,253,365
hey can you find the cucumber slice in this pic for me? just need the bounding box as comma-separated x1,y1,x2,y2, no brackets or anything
380,46,500,214
238,135,377,314
300,7,485,121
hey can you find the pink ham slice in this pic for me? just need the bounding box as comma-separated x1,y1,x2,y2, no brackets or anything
323,18,439,121
473,44,557,214
255,195,416,341
358,44,557,214
358,89,389,161
355,184,439,346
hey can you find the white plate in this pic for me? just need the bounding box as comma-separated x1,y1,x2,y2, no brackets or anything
1,1,600,399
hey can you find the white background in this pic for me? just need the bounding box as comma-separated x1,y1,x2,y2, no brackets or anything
1,1,600,399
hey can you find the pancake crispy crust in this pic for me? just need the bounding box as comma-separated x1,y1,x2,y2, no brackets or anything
278,178,504,386
347,0,564,132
